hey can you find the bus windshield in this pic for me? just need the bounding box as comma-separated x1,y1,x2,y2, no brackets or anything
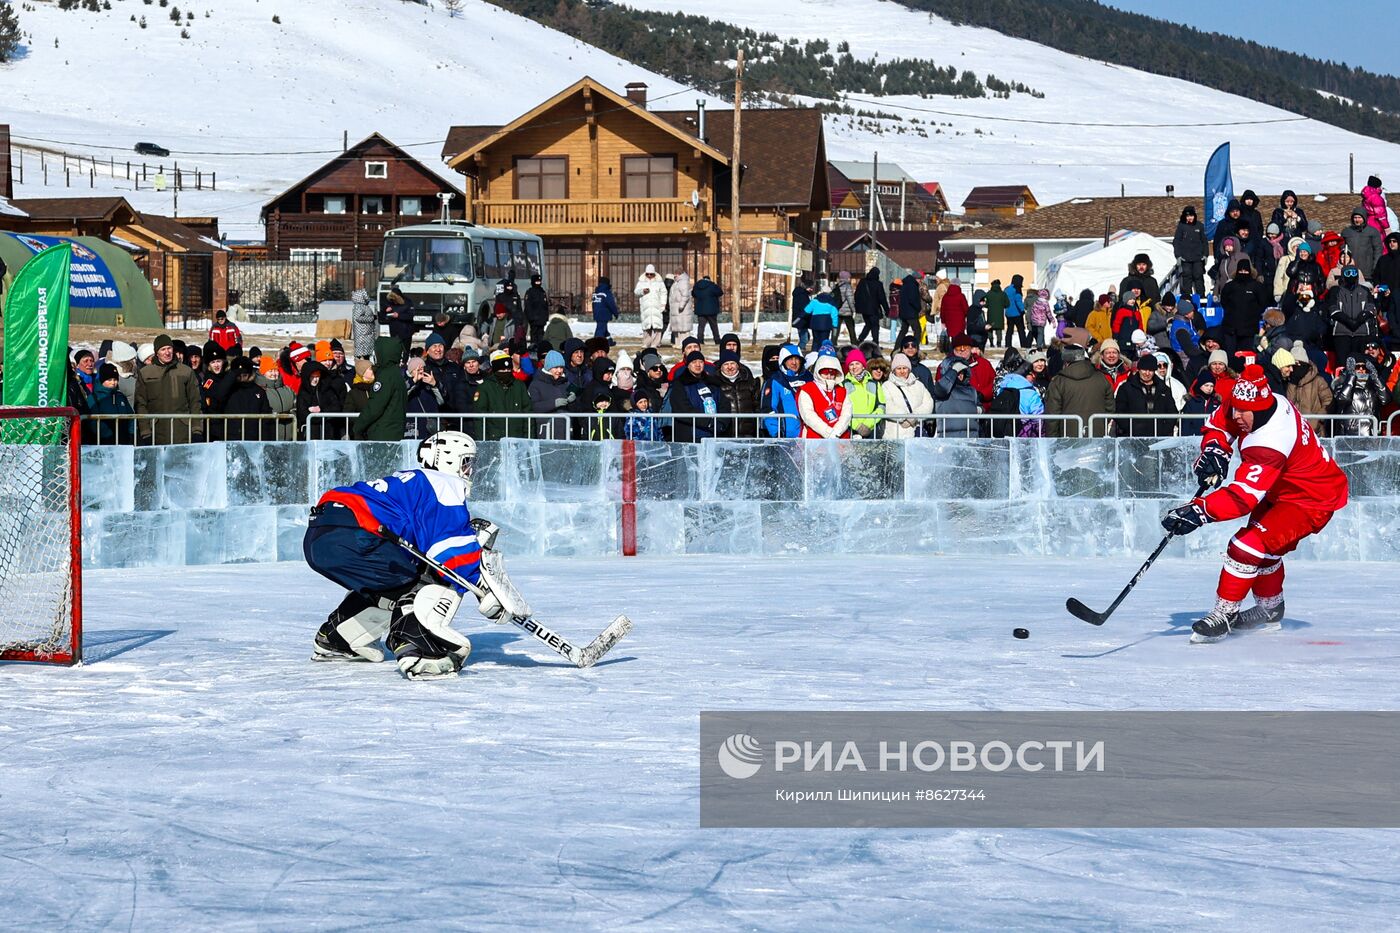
381,237,473,283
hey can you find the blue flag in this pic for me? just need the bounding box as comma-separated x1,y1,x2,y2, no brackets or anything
1203,143,1233,240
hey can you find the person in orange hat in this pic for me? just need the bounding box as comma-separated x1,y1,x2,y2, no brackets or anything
1162,364,1350,642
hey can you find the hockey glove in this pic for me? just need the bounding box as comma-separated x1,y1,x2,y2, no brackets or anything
1193,442,1230,488
1162,500,1210,536
471,517,501,551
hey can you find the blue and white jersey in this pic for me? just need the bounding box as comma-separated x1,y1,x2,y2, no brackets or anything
319,468,482,590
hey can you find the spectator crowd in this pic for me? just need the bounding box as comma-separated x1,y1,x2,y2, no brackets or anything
33,177,1400,445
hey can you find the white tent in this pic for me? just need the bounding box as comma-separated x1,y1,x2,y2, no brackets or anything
1041,231,1175,301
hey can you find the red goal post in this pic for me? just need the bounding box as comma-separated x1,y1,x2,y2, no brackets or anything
0,407,82,665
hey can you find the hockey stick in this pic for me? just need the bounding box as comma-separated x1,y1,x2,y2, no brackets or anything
1065,481,1209,626
377,528,632,668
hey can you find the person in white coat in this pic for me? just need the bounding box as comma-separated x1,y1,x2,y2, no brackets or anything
634,265,667,349
882,352,935,438
667,270,694,347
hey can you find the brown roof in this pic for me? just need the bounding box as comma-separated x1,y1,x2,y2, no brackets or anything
128,213,226,253
946,193,1362,243
263,133,462,219
961,185,1035,209
652,107,827,209
8,196,137,222
441,125,503,163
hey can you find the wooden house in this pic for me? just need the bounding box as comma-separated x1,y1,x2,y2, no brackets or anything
960,185,1039,222
261,133,464,261
115,214,230,319
826,161,949,232
1,196,141,240
441,77,829,313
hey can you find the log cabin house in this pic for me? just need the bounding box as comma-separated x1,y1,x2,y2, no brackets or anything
261,133,464,262
441,77,829,313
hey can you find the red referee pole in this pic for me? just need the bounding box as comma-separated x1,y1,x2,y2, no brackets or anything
620,439,637,557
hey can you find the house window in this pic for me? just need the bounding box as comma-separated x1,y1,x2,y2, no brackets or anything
290,248,342,262
622,155,675,198
515,157,567,200
834,208,862,220
323,195,347,215
874,184,900,195
365,161,388,179
362,196,386,215
400,197,422,216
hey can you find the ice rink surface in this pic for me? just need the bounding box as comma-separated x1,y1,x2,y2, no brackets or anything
4,556,1399,930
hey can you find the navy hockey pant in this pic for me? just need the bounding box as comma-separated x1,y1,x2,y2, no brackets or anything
303,503,422,597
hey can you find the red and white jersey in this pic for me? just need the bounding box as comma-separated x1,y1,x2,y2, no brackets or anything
1199,395,1349,522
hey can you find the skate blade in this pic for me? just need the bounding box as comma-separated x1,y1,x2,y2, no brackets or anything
1189,631,1229,644
311,647,380,662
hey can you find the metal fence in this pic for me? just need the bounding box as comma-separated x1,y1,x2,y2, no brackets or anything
83,414,297,446
1084,412,1381,438
229,259,377,313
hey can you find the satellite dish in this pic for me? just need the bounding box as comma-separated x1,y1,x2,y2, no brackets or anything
690,189,700,209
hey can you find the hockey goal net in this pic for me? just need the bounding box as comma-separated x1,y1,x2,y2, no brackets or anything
0,408,82,665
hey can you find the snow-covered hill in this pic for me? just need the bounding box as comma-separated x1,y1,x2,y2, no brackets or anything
2,0,1397,238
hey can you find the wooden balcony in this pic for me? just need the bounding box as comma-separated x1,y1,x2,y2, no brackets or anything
473,198,709,236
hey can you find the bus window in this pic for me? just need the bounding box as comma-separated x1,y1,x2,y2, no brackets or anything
424,238,472,282
514,240,541,278
382,237,425,281
480,239,502,279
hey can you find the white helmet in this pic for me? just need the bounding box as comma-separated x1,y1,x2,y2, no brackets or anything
417,431,477,490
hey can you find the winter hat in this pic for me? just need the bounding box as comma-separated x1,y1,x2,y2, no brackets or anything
203,342,226,362
424,332,447,349
108,341,138,364
461,346,481,362
584,336,611,357
1353,206,1367,221
890,352,913,371
490,349,513,372
813,352,842,375
153,334,173,352
685,350,707,366
1296,241,1314,256
1266,222,1281,235
1060,326,1091,349
137,342,156,363
1271,348,1296,370
543,350,566,370
718,349,741,366
1024,349,1047,365
1231,364,1273,411
1208,349,1228,367
950,334,974,350
844,347,868,370
1136,355,1157,372
259,357,279,377
97,363,120,382
839,270,852,281
1263,308,1286,329
1099,338,1121,354
681,336,701,351
637,349,663,371
329,339,344,353
1130,329,1147,346
1368,175,1382,188
354,359,374,380
616,350,634,371
1132,252,1151,266
644,264,656,275
1291,342,1309,365
231,356,255,376
1160,292,1177,308
1153,351,1170,368
591,357,616,381
289,342,311,363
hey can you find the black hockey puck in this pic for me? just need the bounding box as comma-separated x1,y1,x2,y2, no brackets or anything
1013,628,1030,640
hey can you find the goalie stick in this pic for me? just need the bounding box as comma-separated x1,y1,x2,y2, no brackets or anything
378,527,632,668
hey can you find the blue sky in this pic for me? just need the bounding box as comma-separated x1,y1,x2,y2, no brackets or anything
1103,1,1398,77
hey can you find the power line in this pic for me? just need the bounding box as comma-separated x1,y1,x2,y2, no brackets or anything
836,94,1313,128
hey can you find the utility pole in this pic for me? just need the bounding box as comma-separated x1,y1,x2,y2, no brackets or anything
343,130,349,153
870,151,879,236
1349,152,1354,193
729,48,744,331
173,161,179,216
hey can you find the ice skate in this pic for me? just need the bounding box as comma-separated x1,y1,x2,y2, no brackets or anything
1190,603,1239,644
312,619,369,662
1235,597,1284,633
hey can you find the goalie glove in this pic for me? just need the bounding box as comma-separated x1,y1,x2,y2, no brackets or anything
1193,441,1230,489
1162,500,1210,536
471,516,501,551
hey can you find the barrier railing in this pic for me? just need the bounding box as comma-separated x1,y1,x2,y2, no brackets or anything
1086,412,1381,438
304,411,801,442
852,412,1086,438
82,414,297,446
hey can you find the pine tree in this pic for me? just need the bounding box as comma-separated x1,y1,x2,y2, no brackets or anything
444,0,464,16
0,3,20,65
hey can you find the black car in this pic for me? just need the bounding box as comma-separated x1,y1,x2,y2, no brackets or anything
134,142,170,158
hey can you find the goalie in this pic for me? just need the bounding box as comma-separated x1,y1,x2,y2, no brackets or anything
302,430,530,680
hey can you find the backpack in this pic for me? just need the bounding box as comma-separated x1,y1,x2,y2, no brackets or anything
989,386,1021,437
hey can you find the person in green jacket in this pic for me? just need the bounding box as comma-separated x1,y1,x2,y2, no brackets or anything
351,337,407,441
984,280,1009,348
842,348,885,438
472,349,532,440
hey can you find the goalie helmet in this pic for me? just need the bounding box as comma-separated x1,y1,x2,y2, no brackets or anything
417,431,477,490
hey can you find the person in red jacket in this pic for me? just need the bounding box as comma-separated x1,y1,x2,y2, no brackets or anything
1161,365,1349,643
966,337,996,408
939,279,969,345
208,310,243,355
797,350,851,438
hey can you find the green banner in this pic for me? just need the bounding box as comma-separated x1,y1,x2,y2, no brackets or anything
3,244,72,407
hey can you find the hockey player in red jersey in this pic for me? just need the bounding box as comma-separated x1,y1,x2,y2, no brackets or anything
1160,365,1349,643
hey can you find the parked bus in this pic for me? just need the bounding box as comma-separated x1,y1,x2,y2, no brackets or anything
378,220,544,328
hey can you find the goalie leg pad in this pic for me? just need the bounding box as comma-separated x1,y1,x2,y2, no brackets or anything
313,593,392,662
387,589,472,681
477,550,531,623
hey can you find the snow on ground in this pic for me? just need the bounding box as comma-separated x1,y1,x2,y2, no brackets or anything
3,0,1397,241
3,556,1398,929
628,0,1400,205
